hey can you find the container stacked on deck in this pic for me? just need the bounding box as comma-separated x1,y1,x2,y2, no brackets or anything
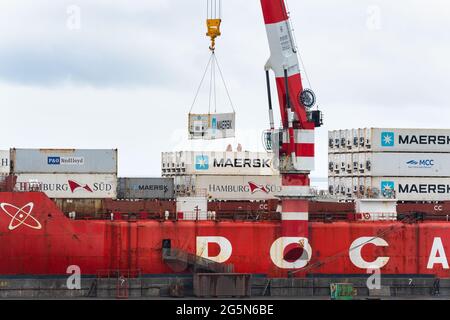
328,128,450,201
117,177,174,200
10,149,118,199
162,150,281,220
161,151,280,201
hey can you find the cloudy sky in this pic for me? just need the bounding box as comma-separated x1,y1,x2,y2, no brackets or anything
1,0,449,184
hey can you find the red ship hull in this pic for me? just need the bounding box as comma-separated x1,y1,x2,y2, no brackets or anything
1,192,449,278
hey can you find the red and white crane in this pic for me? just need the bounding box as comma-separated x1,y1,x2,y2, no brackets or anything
261,0,323,269
205,0,323,271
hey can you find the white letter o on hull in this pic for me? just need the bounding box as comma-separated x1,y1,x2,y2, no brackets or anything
270,237,312,269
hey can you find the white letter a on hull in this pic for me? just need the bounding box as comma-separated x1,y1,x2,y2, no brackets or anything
427,237,449,269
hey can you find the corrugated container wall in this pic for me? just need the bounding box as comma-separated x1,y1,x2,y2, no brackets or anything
162,151,278,176
178,175,282,201
368,128,450,153
365,177,450,201
11,149,118,173
365,153,450,177
14,174,117,199
117,178,175,200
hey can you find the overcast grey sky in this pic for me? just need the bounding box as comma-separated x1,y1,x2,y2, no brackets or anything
1,0,450,182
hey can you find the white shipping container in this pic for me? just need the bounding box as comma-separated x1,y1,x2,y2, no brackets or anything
328,177,334,194
339,154,346,173
188,113,235,140
345,130,352,150
352,153,359,174
328,131,335,153
339,130,346,152
0,150,9,175
345,153,353,174
352,129,359,152
162,151,278,176
15,174,117,199
362,128,450,153
364,152,450,177
366,177,450,201
333,130,340,149
328,154,335,176
358,128,366,148
358,153,367,174
343,177,353,196
194,175,282,200
352,177,359,194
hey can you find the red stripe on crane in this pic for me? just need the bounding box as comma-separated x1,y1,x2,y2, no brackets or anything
261,0,289,24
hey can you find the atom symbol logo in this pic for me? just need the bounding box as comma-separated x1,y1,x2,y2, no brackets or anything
0,202,42,231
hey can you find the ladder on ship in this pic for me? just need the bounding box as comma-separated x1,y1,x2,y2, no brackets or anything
162,240,234,274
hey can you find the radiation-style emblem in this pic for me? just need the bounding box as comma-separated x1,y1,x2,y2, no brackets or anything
0,202,42,231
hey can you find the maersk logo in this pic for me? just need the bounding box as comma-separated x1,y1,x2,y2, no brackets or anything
381,181,395,193
47,156,84,165
195,155,209,170
381,132,395,147
406,159,434,168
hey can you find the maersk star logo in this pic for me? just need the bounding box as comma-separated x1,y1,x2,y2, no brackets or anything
381,181,395,193
381,132,395,147
195,155,209,170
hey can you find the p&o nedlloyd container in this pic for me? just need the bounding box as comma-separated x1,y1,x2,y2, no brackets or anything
14,173,117,199
161,151,278,176
11,148,118,174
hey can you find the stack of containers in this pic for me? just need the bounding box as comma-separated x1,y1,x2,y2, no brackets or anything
161,151,281,201
11,149,118,213
328,128,450,201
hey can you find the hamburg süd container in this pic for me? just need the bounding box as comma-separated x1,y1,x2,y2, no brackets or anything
0,150,10,175
186,175,282,201
11,148,118,174
117,178,175,200
14,173,117,199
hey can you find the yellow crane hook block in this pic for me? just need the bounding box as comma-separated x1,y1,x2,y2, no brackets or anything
206,19,221,51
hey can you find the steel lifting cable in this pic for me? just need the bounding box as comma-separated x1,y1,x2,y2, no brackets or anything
212,52,236,113
213,55,217,113
208,53,214,114
207,0,221,20
189,54,214,114
190,52,235,115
